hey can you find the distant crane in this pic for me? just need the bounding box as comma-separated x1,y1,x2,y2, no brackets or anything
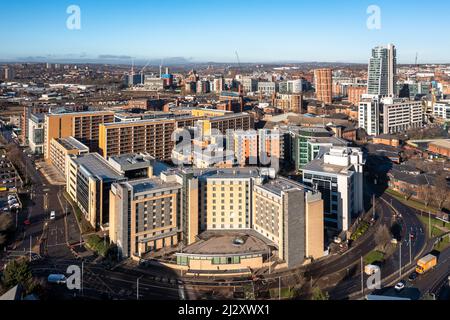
235,51,242,72
415,53,419,72
139,60,152,84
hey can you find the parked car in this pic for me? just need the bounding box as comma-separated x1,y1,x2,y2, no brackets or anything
395,281,406,292
47,274,67,284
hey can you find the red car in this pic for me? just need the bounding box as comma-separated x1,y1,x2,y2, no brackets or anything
24,219,31,226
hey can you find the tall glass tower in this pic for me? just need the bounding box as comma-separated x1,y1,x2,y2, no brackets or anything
367,44,397,96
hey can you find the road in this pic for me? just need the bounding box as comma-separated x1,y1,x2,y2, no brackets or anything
1,127,79,265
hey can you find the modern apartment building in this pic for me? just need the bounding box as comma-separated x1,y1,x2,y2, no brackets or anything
433,102,450,120
273,94,303,114
368,44,397,96
302,147,364,232
98,119,176,160
109,178,182,259
314,68,333,104
49,136,89,176
358,95,381,136
242,77,258,93
348,86,368,105
257,82,278,95
196,113,254,136
44,111,115,160
28,114,45,154
227,130,258,166
253,178,324,267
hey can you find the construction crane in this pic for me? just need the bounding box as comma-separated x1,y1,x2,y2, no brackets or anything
139,60,152,85
235,51,242,72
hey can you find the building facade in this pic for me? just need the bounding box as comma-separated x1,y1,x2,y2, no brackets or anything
314,68,333,104
303,147,364,232
368,44,396,96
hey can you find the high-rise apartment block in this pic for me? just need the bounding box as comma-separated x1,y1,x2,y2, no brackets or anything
44,111,115,160
99,119,176,160
368,44,397,97
314,68,333,104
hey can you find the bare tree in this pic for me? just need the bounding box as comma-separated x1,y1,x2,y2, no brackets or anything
420,184,434,208
375,224,391,252
434,175,450,211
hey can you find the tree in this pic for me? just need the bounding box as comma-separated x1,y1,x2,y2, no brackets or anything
2,258,33,291
420,184,434,208
433,175,450,211
311,287,329,300
375,224,391,252
0,213,14,233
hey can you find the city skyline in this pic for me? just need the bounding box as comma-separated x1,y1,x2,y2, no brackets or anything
1,0,450,64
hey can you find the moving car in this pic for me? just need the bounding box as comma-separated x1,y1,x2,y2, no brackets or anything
408,272,418,282
395,281,405,292
50,211,56,220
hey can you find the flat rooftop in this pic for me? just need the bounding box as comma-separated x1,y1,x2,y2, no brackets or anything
73,153,124,182
180,231,272,256
125,177,181,195
429,139,450,150
303,158,350,175
108,153,153,171
55,136,89,152
258,177,312,196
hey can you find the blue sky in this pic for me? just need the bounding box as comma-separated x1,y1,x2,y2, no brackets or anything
1,0,449,63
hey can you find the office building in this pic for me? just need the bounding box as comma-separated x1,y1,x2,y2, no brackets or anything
292,127,347,171
381,97,423,134
314,68,333,104
303,147,364,232
44,111,115,160
368,44,397,96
